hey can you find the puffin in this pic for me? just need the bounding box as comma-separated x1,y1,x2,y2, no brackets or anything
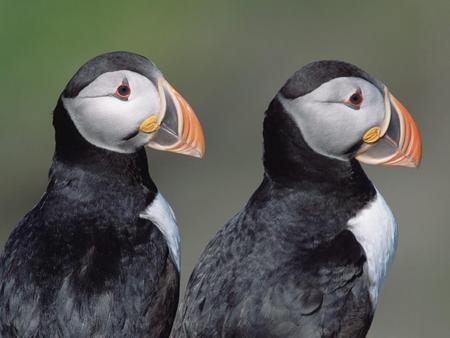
0,51,204,338
173,60,421,338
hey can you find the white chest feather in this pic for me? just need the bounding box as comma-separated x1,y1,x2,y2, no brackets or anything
140,193,181,271
347,189,398,307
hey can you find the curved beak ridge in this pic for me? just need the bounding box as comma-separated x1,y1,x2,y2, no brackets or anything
356,88,422,167
139,78,205,158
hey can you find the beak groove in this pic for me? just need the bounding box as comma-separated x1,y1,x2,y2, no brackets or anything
382,94,422,167
356,87,422,168
140,78,205,158
169,88,205,158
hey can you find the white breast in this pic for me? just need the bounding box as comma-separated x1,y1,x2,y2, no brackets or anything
140,193,181,271
347,189,398,307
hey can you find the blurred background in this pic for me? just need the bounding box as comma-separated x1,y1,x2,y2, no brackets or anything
1,0,449,336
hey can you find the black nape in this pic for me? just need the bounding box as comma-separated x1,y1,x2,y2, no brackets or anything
262,97,371,191
51,98,155,191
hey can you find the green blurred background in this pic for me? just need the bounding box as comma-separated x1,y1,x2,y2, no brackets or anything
1,0,449,336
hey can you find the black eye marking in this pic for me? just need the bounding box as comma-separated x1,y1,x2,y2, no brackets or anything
114,80,131,100
345,89,363,109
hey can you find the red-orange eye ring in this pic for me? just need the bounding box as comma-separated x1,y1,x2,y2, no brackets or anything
114,82,131,100
345,90,363,109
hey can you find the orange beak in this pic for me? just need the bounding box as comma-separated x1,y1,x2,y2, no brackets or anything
356,88,422,167
139,78,205,158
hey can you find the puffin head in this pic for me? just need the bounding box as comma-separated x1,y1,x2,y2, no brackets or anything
56,51,205,158
269,60,421,168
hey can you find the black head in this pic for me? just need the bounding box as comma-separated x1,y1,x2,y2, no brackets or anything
63,51,161,98
53,51,204,160
263,60,421,181
280,60,383,99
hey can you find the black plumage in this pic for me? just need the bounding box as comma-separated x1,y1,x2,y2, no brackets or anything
173,63,381,337
280,60,383,99
0,53,179,337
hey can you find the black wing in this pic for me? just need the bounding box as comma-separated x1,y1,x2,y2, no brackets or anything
173,224,373,338
0,201,179,338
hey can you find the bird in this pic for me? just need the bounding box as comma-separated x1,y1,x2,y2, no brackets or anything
0,51,205,338
173,60,421,338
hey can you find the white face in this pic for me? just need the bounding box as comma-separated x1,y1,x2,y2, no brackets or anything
62,70,160,153
279,77,385,160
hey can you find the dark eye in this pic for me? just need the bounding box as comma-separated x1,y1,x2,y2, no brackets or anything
114,82,131,100
346,90,363,108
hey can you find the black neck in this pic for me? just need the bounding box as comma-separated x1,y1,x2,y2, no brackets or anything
243,97,377,243
262,97,371,191
50,98,156,192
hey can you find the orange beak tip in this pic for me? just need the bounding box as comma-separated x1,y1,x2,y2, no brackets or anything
357,91,422,169
145,80,205,158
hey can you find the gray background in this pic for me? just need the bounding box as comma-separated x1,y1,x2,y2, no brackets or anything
1,1,449,336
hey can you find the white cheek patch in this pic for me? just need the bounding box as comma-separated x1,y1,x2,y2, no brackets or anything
140,193,181,271
280,77,385,160
63,70,160,153
347,189,398,308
